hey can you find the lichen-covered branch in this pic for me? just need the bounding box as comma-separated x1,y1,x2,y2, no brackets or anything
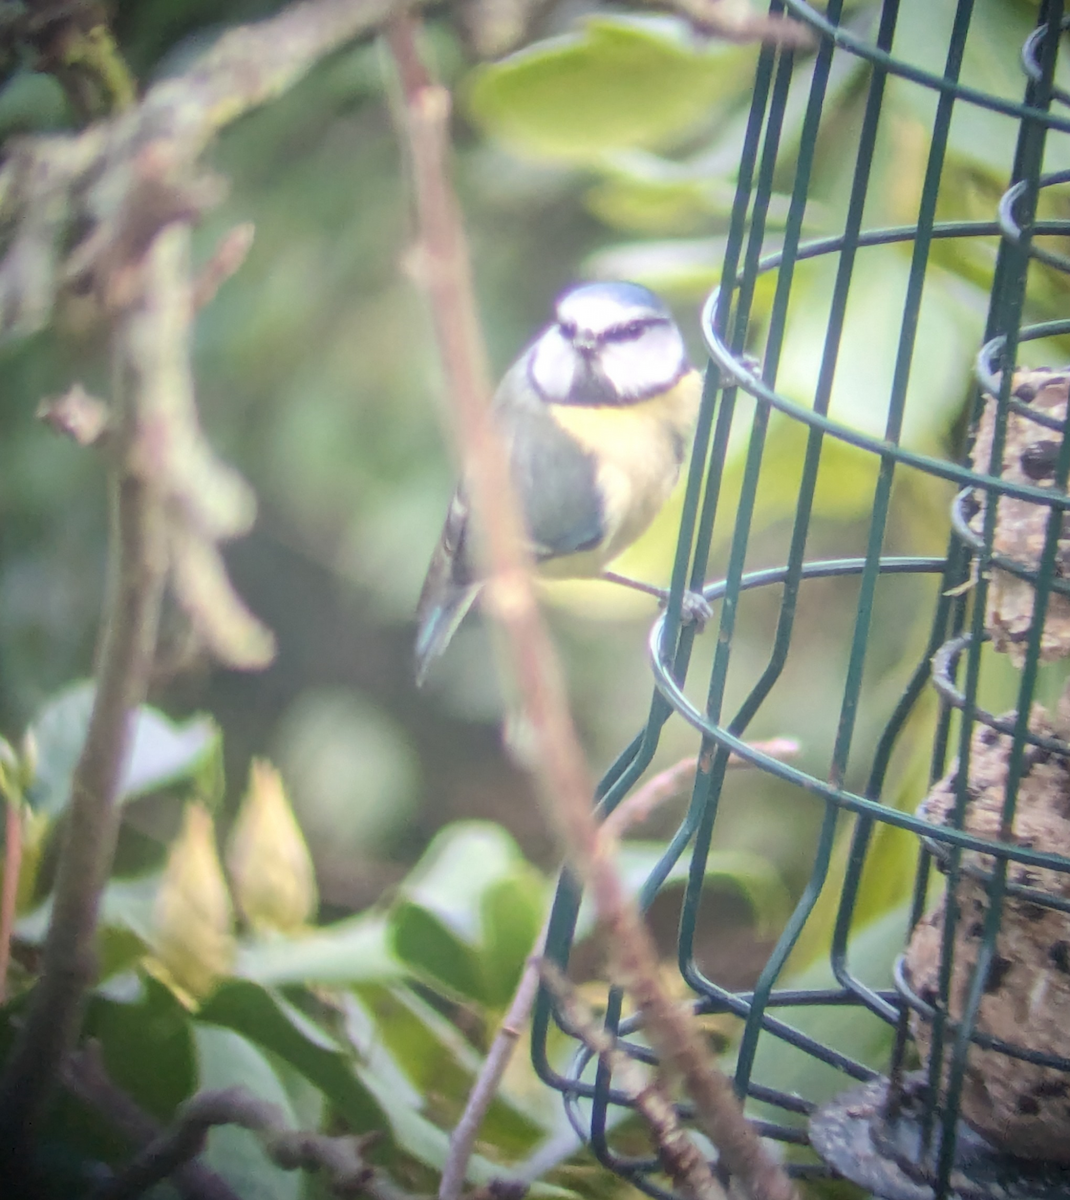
0,0,425,342
385,16,798,1200
0,1,434,1178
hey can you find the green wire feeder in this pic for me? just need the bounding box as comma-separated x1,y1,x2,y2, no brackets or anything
530,2,1070,1198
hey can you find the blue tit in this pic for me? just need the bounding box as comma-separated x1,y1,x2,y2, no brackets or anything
414,280,703,686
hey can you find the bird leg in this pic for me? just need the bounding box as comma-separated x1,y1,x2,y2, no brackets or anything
600,571,713,630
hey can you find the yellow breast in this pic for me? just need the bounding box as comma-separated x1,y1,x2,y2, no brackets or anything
540,370,702,579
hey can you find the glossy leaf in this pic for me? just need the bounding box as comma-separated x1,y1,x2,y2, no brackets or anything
389,821,546,1003
480,868,546,1007
351,983,546,1155
747,905,909,1108
234,913,402,987
467,16,756,162
194,1025,301,1200
390,901,485,1002
198,978,386,1131
85,974,195,1123
25,681,217,818
17,873,158,952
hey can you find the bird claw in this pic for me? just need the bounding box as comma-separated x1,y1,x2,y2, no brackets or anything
659,589,712,631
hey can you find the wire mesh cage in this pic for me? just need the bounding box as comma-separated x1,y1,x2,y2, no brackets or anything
529,1,1070,1197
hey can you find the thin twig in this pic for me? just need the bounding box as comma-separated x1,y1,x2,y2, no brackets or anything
444,738,800,1197
541,961,725,1200
0,0,429,343
385,17,797,1200
191,223,256,310
599,741,799,846
67,1040,417,1200
441,929,547,1200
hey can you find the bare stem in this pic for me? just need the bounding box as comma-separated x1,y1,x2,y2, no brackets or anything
0,230,178,1173
542,961,725,1200
385,17,798,1200
440,928,547,1200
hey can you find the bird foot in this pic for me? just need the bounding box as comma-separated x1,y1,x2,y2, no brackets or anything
660,589,712,631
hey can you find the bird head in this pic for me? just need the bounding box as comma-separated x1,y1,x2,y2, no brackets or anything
528,281,691,406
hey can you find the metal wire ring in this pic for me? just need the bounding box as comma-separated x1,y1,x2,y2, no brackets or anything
700,230,1070,511
775,0,1070,134
948,489,1070,599
998,170,1070,274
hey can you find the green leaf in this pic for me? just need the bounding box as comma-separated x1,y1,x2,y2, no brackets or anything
890,0,1070,178
388,821,546,1003
775,251,984,453
234,913,402,987
390,902,485,1002
584,152,792,236
466,16,756,162
85,974,195,1123
582,237,728,295
198,978,386,1131
576,844,792,942
480,868,545,1007
395,822,534,942
25,681,217,817
18,873,158,961
351,983,546,1156
194,1025,301,1200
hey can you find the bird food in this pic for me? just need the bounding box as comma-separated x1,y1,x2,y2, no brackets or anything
905,707,1070,1161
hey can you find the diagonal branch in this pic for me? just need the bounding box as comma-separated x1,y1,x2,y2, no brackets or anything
384,16,798,1200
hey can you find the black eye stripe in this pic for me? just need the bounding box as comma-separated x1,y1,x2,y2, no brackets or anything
602,317,668,343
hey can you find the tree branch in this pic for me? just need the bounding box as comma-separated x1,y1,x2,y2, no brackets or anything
0,0,436,1182
0,226,176,1176
63,1044,242,1200
541,961,725,1200
92,1082,408,1200
0,0,427,342
442,739,800,1200
384,16,797,1200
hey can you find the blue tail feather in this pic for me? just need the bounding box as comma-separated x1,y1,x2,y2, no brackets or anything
414,584,479,687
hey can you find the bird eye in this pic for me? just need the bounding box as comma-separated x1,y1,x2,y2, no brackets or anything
606,320,650,342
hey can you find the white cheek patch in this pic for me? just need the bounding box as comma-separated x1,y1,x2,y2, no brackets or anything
530,328,577,400
599,324,686,400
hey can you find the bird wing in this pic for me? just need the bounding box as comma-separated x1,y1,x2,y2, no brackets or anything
496,361,606,562
413,357,605,684
414,488,478,685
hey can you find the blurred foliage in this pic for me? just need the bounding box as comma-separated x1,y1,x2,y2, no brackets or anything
0,0,1064,1192
1,691,784,1192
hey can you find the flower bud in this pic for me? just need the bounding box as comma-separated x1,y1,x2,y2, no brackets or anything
152,803,234,1000
226,760,317,934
